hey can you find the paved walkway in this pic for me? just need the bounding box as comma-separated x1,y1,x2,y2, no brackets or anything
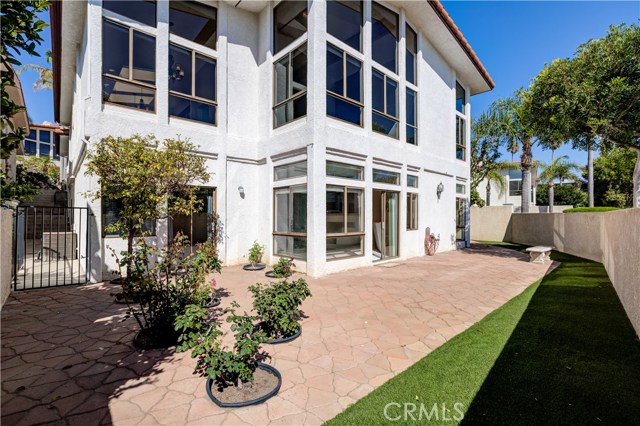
1,245,556,425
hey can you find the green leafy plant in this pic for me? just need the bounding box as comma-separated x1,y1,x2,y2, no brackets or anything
247,241,264,266
272,257,295,278
175,301,267,387
249,278,311,339
114,234,221,345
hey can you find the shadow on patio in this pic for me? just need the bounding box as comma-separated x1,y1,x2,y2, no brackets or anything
460,251,640,426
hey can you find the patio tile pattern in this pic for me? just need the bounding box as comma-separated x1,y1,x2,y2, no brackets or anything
1,244,555,425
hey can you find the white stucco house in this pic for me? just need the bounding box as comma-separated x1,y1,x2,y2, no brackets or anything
50,0,494,280
478,162,538,212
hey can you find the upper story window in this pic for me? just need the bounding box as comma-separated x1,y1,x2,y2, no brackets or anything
406,88,417,145
455,81,467,160
169,1,217,50
25,128,56,158
327,43,363,126
168,43,217,125
327,161,364,180
103,0,156,27
102,19,156,112
371,2,398,73
372,69,398,138
274,0,307,54
273,43,307,128
456,82,466,114
406,24,417,84
327,0,362,52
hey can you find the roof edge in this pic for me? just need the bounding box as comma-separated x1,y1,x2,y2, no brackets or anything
50,0,62,124
428,0,495,90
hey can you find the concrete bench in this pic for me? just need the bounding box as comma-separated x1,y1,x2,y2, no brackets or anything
525,246,553,264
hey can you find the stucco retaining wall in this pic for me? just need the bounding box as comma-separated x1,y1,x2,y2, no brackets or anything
509,209,640,336
1,208,13,308
470,206,513,242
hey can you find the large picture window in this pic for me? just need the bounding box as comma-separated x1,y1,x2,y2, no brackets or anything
372,69,398,138
274,0,307,54
407,193,418,230
169,44,216,125
103,0,156,27
169,1,217,50
327,0,362,51
371,2,398,73
273,43,307,128
406,88,417,145
274,186,307,259
406,24,417,84
456,115,466,161
102,20,156,111
327,44,363,126
326,186,364,260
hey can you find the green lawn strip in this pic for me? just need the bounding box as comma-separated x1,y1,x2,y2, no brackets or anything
326,249,640,426
564,207,621,213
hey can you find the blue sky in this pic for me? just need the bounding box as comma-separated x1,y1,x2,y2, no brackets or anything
16,2,640,166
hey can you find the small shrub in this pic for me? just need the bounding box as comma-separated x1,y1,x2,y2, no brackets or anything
248,241,264,265
272,257,295,278
175,301,267,387
249,278,311,339
115,234,221,343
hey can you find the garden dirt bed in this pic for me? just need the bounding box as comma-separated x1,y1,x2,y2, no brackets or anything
207,364,281,407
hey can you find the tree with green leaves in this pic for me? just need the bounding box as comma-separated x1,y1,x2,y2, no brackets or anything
525,24,640,207
17,49,52,91
590,146,636,208
471,109,503,193
489,94,537,212
537,155,582,211
85,134,210,277
0,0,50,159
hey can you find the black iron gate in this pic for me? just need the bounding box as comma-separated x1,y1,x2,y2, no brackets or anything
13,206,92,290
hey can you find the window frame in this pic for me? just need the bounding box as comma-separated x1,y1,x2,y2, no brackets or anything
509,179,523,196
407,174,418,188
405,23,417,85
456,115,466,161
407,192,418,230
371,1,399,74
273,0,308,55
326,160,364,180
168,42,218,126
326,0,363,52
326,43,364,127
372,168,400,185
272,184,308,260
326,185,365,260
102,18,157,113
103,0,157,27
168,0,217,50
372,68,399,139
102,196,157,238
272,42,308,129
24,129,55,159
274,160,308,181
456,196,467,242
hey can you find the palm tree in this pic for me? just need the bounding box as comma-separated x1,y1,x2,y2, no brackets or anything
484,168,507,206
490,93,536,213
17,50,53,92
538,155,582,211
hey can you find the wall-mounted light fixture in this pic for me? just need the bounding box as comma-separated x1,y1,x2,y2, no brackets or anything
238,186,245,199
437,182,444,200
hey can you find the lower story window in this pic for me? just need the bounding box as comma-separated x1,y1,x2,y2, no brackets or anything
407,193,418,230
509,179,522,196
102,196,156,237
456,197,467,241
326,185,364,260
273,185,307,259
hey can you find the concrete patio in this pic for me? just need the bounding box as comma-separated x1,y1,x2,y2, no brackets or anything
1,244,555,425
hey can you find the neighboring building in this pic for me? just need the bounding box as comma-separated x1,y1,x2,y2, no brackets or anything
1,63,29,182
51,0,494,280
23,123,61,161
478,163,538,212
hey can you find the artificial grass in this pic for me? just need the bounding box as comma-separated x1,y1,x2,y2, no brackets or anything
564,207,621,213
326,250,640,426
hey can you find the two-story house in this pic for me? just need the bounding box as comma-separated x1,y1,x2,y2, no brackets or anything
50,0,494,281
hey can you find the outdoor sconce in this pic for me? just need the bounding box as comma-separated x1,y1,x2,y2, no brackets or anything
238,186,245,199
437,182,444,200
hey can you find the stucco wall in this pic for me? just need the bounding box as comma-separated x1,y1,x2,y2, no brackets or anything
508,209,640,336
1,208,13,307
470,205,513,242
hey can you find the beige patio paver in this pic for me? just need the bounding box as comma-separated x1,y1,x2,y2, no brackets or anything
1,244,555,425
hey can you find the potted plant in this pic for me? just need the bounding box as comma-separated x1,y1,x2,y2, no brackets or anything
117,235,222,349
265,257,295,279
249,278,311,344
243,241,265,271
175,302,282,407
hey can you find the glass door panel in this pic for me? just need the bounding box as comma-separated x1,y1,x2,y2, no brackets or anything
384,192,399,257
